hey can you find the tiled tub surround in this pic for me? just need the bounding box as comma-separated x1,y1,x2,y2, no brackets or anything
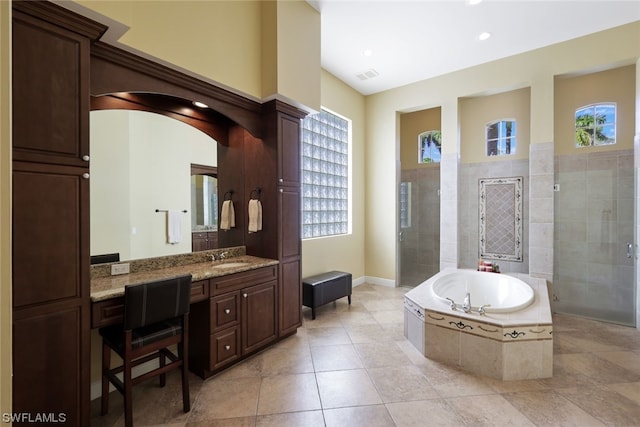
404,269,552,381
90,246,278,301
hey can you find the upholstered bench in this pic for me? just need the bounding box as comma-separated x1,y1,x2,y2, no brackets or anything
302,271,352,320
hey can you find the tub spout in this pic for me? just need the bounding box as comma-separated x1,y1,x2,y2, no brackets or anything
462,292,471,313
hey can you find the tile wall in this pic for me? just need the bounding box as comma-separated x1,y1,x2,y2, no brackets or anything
458,157,529,273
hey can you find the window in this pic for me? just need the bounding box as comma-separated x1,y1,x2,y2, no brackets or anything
301,109,350,239
486,120,516,156
575,103,616,147
418,130,441,163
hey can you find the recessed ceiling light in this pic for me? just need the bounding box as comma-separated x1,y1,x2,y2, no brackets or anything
193,101,208,108
468,0,482,5
477,32,491,41
363,49,373,57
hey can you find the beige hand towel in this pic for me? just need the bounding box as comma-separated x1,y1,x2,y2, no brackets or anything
220,200,235,231
248,199,262,233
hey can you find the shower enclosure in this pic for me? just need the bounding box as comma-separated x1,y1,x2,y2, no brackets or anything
398,165,440,288
554,149,636,326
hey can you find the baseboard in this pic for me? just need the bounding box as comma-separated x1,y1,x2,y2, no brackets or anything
363,276,396,288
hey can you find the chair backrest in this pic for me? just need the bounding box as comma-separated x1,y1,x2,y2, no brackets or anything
123,275,192,330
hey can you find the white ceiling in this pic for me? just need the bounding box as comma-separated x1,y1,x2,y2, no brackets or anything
311,0,640,95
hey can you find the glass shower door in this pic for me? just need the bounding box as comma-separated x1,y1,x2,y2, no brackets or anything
398,166,440,288
554,150,636,326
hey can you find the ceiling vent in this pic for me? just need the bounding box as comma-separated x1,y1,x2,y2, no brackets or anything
356,69,379,81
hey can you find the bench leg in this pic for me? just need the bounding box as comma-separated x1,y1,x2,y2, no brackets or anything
312,308,316,320
348,295,351,305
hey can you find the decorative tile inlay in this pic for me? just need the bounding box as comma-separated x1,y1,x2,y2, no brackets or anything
479,176,523,262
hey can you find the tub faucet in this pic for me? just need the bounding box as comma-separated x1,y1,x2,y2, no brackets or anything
462,292,471,313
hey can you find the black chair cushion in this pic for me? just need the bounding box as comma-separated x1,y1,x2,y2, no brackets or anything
100,317,183,351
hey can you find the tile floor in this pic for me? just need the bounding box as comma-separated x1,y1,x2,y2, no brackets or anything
91,283,640,426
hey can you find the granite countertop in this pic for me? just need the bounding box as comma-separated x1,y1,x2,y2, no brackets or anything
90,255,279,302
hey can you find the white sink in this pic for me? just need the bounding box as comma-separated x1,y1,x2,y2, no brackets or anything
212,262,249,269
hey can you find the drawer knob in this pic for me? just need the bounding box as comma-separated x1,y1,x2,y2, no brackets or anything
225,309,230,314
82,154,90,162
225,345,231,351
243,293,248,298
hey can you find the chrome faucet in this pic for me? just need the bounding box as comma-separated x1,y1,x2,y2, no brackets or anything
462,292,471,313
445,294,490,316
211,251,229,261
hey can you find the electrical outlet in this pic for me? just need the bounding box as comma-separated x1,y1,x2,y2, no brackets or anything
111,263,130,275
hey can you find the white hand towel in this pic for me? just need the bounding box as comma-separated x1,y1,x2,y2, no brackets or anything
220,200,235,231
248,199,262,233
167,210,182,244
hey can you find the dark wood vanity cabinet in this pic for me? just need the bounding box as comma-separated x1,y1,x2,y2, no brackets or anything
11,2,106,425
189,266,277,377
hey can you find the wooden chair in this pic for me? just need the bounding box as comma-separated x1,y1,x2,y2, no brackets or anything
99,275,192,427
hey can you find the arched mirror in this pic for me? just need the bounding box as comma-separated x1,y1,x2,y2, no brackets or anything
90,109,221,261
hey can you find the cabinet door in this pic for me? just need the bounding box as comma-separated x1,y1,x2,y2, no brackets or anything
12,9,91,167
279,260,302,336
241,281,277,354
192,232,208,252
277,113,301,187
13,162,89,308
279,187,301,260
13,304,86,426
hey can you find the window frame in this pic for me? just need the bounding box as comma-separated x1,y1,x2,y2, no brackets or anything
575,102,617,147
418,130,442,164
485,119,517,157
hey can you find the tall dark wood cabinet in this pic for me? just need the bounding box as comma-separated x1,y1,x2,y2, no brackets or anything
262,101,306,337
11,2,105,425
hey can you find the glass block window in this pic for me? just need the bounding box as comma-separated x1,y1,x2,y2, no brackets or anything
418,130,441,163
486,119,516,156
399,182,411,229
575,103,616,147
301,109,350,239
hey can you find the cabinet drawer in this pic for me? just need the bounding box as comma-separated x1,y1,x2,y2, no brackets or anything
190,279,209,303
211,293,240,332
91,297,124,328
211,327,240,370
210,266,277,295
91,280,209,328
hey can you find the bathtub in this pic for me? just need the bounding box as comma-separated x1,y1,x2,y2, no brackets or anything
404,268,553,381
430,269,534,313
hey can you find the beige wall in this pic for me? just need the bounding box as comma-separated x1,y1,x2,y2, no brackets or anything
301,70,366,280
555,65,636,155
0,0,11,415
76,0,320,110
400,108,441,170
460,88,531,163
365,22,640,281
